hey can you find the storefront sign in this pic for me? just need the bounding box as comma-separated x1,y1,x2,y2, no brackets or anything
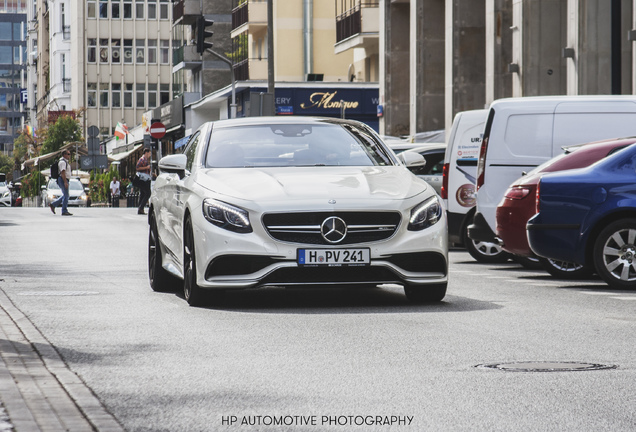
300,91,360,110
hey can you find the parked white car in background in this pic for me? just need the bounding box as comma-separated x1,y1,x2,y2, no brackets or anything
149,117,448,306
0,179,10,207
42,178,88,207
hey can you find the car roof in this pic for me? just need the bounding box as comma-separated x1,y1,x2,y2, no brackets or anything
208,116,369,130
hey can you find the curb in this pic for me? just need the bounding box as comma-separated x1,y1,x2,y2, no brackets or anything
0,288,126,432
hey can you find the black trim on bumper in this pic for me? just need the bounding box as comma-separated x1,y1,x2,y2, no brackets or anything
467,212,497,243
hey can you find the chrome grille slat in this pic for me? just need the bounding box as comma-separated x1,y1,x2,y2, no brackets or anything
262,211,401,245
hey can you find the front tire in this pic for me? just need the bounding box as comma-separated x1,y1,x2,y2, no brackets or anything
148,214,176,292
183,217,208,306
593,219,636,289
404,283,447,303
538,257,592,280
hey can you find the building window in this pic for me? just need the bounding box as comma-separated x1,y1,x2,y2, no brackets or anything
135,0,144,19
147,39,156,63
124,84,133,107
123,0,132,19
160,39,169,64
0,23,10,40
123,39,133,63
112,39,121,63
112,83,121,108
100,83,109,107
87,38,97,63
88,82,97,107
160,0,168,19
136,83,145,108
135,39,145,63
99,0,108,18
160,83,169,105
87,0,96,18
99,38,109,63
147,0,156,19
112,1,120,19
148,83,157,108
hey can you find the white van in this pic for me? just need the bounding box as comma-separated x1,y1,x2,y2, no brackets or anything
468,96,636,247
442,109,507,262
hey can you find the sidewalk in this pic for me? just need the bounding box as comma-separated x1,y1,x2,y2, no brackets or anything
0,288,125,432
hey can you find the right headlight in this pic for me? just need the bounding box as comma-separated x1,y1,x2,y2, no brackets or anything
202,199,252,233
408,195,442,231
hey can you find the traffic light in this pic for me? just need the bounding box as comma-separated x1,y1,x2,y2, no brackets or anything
196,16,214,54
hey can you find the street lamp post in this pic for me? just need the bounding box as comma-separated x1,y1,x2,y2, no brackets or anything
206,49,236,119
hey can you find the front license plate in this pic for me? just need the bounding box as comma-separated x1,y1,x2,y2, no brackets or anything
297,248,370,267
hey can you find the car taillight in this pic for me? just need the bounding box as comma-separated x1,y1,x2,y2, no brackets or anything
476,136,488,190
535,180,541,213
504,186,531,200
441,163,449,199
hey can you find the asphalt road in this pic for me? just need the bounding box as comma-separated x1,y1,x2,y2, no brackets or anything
1,208,635,431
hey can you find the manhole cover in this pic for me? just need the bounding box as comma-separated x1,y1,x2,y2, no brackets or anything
18,291,99,296
476,361,617,372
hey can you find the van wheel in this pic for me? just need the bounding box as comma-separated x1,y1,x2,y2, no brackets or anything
464,230,510,265
538,257,592,280
593,219,636,289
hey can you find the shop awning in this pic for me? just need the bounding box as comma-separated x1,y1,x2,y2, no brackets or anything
109,144,143,161
22,142,87,169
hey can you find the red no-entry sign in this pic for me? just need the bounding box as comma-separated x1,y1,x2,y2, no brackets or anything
150,122,166,139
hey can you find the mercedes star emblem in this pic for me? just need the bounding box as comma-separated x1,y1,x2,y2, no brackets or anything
321,216,347,243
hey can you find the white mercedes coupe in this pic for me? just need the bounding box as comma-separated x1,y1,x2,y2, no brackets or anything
148,117,448,306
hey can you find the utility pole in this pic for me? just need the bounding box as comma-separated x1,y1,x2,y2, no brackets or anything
207,49,237,118
267,0,275,98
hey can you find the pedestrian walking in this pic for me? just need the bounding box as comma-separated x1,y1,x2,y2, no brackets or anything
135,148,152,215
49,150,73,216
110,176,121,207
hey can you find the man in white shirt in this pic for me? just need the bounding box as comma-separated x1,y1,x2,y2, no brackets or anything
110,176,121,207
49,150,72,216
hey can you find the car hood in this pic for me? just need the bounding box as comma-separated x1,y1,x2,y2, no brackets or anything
195,166,428,202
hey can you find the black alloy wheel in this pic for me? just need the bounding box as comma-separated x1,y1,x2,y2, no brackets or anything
403,283,447,303
148,214,176,292
593,219,636,289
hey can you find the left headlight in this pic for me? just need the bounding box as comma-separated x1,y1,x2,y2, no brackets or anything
202,199,252,233
408,195,443,231
79,193,87,201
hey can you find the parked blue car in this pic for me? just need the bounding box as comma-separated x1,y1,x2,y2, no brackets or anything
527,143,636,289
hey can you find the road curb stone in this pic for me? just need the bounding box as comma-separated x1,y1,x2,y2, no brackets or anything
0,287,126,432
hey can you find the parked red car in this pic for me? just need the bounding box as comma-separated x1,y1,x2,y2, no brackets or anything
495,137,636,277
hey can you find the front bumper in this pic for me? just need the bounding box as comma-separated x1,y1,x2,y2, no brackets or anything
191,207,449,290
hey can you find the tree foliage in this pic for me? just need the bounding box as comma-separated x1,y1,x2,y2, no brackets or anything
40,115,83,155
0,153,13,180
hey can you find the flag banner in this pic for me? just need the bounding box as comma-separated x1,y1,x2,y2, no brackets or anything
114,122,129,140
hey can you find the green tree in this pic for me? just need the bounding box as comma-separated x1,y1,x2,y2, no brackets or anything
0,153,13,180
40,115,83,155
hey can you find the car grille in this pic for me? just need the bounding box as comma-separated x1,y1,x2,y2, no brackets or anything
262,211,402,245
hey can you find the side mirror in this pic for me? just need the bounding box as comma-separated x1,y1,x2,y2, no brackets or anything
158,154,187,179
398,150,426,168
41,185,46,190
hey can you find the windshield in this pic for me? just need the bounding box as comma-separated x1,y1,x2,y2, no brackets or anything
48,179,84,191
204,123,395,168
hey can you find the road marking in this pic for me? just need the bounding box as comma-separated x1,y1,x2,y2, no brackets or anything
609,296,636,301
579,291,625,296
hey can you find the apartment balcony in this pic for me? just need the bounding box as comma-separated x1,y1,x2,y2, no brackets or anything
232,57,267,81
231,0,267,38
334,1,379,54
173,45,202,71
173,0,200,25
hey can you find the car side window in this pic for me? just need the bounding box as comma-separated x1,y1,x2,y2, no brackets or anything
183,132,200,173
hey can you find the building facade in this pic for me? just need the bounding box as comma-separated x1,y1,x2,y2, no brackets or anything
0,1,27,154
29,0,173,144
380,0,636,138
